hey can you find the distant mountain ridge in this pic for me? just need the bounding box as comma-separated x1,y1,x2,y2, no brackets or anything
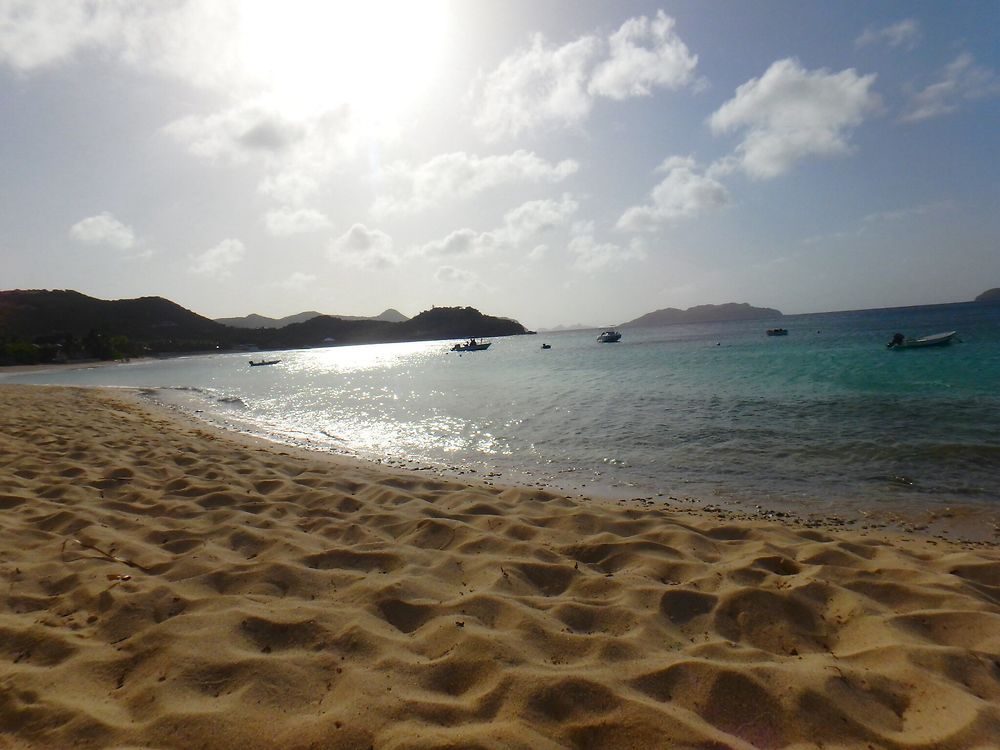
0,289,227,342
0,290,529,365
619,302,782,328
975,288,1000,303
217,309,408,328
254,307,529,349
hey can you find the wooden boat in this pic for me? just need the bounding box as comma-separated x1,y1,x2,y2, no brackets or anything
597,331,622,343
249,359,281,366
887,331,958,349
766,328,788,336
451,339,491,352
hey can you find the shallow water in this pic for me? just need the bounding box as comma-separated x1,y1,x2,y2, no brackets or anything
7,301,1000,518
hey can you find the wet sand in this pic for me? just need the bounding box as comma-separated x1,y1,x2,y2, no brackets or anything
1,384,999,749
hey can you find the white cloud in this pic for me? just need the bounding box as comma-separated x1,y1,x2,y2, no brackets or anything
418,228,496,259
435,266,480,285
705,154,740,179
473,33,599,141
264,207,331,236
328,224,396,269
709,58,880,179
164,105,305,163
68,212,136,250
657,155,696,172
0,3,243,86
901,53,1000,123
373,150,578,216
254,108,359,205
856,19,921,50
0,3,396,213
257,171,323,207
500,194,578,242
191,238,245,276
568,221,646,271
473,11,699,140
527,244,549,261
415,194,578,260
0,2,451,127
617,158,728,231
589,10,697,100
861,201,952,225
165,102,358,206
0,1,119,70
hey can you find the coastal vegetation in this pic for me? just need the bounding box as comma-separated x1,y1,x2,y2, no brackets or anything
0,290,528,366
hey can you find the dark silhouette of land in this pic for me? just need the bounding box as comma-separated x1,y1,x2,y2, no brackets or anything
5,288,995,366
0,290,529,365
216,309,409,328
619,302,782,328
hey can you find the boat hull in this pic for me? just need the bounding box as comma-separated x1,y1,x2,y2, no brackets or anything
888,331,957,349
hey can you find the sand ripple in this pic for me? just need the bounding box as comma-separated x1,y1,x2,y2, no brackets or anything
1,385,999,749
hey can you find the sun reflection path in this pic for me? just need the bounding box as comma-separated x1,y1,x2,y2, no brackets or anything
287,340,445,376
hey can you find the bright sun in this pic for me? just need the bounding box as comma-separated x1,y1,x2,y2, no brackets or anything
237,0,449,122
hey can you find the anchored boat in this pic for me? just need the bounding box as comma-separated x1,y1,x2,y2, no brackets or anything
887,331,958,349
451,339,491,352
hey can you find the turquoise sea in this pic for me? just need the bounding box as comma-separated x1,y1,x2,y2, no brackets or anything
6,302,1000,522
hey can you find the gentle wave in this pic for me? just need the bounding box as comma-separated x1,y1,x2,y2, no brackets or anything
5,301,1000,516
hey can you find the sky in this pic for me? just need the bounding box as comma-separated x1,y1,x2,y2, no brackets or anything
1,1,998,329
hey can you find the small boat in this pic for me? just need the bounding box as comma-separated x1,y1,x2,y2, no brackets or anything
249,359,281,366
887,331,958,349
597,331,622,343
540,343,551,350
451,339,491,352
766,328,788,336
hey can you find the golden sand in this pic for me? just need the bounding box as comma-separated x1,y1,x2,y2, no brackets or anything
1,384,999,749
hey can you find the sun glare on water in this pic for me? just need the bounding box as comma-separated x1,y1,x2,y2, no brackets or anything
237,0,448,121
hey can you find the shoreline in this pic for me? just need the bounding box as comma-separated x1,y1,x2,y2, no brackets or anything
0,357,153,375
135,382,1000,547
7,374,999,546
5,325,999,546
2,383,999,748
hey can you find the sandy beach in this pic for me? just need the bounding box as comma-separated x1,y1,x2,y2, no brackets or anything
1,384,999,749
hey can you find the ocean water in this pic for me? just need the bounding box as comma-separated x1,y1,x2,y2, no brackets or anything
6,302,1000,519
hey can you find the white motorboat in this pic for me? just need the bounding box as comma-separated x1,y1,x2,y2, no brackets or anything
887,331,958,349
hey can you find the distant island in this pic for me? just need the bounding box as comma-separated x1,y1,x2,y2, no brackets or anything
0,290,529,366
975,288,1000,303
216,309,409,328
619,302,782,328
